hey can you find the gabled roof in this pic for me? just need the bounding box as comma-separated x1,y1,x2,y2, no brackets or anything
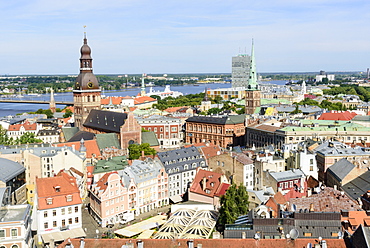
319,111,357,121
327,158,355,182
56,139,101,159
189,169,229,198
8,121,37,131
141,131,160,147
186,115,246,125
0,158,25,183
83,109,127,133
269,169,305,182
36,172,82,210
101,97,123,105
342,170,370,201
96,133,121,150
199,144,222,160
68,131,96,142
61,127,79,141
134,96,157,105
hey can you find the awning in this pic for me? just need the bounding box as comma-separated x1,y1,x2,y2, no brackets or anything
115,215,166,237
170,195,183,203
41,227,86,243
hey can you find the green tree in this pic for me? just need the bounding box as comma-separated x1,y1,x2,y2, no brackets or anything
63,108,73,118
15,132,42,145
207,108,222,115
0,125,13,145
128,143,157,160
218,183,249,230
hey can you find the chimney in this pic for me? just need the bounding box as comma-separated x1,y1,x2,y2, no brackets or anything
50,239,55,248
202,177,207,191
333,185,337,191
141,150,145,158
187,240,194,248
309,203,314,212
80,238,85,248
137,240,144,248
72,144,75,152
307,188,312,197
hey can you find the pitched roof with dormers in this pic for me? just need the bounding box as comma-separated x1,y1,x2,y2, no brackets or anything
8,121,38,131
186,115,246,125
83,109,127,133
36,172,82,210
189,169,230,198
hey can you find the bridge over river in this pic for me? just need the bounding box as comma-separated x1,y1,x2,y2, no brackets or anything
0,99,74,105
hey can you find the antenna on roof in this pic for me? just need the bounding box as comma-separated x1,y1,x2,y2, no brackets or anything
289,228,299,240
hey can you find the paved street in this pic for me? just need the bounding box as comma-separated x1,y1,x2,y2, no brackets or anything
81,200,171,239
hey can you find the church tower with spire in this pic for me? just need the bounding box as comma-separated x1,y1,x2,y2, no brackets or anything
73,32,101,129
245,40,261,115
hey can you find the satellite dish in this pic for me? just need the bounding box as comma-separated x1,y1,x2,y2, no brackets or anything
306,243,312,248
289,228,299,240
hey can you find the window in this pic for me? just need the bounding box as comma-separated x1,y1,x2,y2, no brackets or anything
66,195,72,202
310,159,313,165
11,245,19,248
11,229,18,237
75,217,79,223
46,198,53,205
69,218,73,224
61,208,65,215
68,207,72,214
0,230,5,238
53,221,57,227
44,211,48,218
75,206,79,213
53,210,56,216
62,219,66,226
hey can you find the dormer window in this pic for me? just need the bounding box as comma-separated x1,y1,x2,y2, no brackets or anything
66,195,73,202
55,186,60,192
46,198,53,205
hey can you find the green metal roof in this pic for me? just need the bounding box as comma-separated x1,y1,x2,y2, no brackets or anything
93,155,128,174
96,133,121,150
142,131,160,146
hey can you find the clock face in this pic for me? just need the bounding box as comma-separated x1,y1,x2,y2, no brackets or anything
87,82,94,88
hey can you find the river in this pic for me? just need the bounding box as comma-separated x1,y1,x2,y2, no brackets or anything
0,80,286,117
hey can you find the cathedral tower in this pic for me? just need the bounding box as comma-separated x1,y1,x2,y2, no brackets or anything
73,33,101,129
245,40,261,115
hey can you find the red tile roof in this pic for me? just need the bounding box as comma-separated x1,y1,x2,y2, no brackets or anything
36,172,82,210
318,111,357,121
58,238,347,248
199,144,222,160
56,140,101,159
101,97,124,105
134,96,157,105
8,121,37,131
190,169,229,198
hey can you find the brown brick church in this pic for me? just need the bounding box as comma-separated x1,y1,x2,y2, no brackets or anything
72,33,141,150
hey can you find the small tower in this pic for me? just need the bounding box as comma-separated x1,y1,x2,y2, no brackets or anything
140,73,146,97
200,88,212,112
49,88,56,113
245,40,261,115
301,80,307,95
73,31,101,130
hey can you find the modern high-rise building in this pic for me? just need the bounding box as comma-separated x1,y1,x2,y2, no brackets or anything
231,53,250,88
73,33,101,130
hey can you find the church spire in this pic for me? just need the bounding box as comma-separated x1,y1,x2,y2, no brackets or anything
247,40,258,91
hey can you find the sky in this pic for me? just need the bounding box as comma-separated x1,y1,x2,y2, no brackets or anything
0,0,369,75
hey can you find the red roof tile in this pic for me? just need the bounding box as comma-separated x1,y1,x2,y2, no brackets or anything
101,97,124,105
8,121,38,131
134,96,157,105
318,111,357,121
58,238,347,248
190,169,229,198
56,140,101,159
36,172,82,210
